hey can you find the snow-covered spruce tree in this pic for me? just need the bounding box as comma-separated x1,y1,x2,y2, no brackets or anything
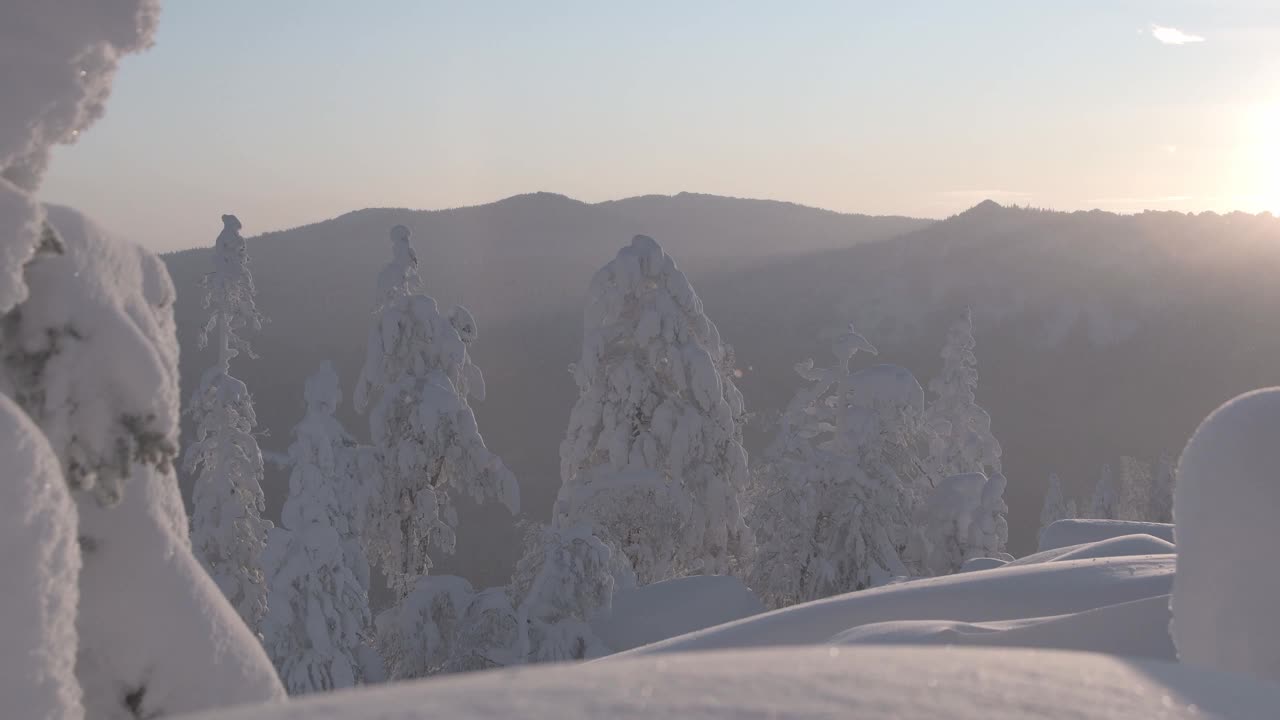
1039,473,1073,530
262,362,372,694
0,5,283,716
512,524,615,663
555,234,750,585
354,224,519,599
924,309,1002,481
1088,463,1119,519
185,214,272,634
747,326,921,608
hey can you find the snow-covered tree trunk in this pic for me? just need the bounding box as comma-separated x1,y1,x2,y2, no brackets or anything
354,225,519,599
555,235,751,585
185,214,272,634
262,363,372,694
747,326,922,607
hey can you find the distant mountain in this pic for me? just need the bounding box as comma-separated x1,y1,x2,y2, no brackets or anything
164,194,1280,597
164,192,928,593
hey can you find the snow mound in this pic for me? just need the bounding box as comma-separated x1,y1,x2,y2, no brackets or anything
1174,388,1280,683
620,555,1172,656
1053,534,1175,562
831,594,1175,661
0,395,82,720
1038,519,1174,552
1010,534,1175,567
958,556,1008,572
184,646,1280,720
592,575,764,653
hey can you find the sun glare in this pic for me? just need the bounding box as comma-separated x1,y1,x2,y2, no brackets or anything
1244,101,1280,214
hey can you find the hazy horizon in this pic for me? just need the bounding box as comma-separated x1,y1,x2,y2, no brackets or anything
36,1,1280,252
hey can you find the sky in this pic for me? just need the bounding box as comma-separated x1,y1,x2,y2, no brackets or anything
39,1,1280,252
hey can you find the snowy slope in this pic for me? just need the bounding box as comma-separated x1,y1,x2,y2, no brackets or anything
1038,519,1174,552
185,645,1280,720
592,575,764,653
831,594,1175,660
620,554,1172,655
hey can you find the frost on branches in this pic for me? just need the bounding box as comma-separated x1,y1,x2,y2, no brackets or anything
747,326,922,608
555,235,750,585
354,225,519,598
512,525,615,663
262,363,372,695
924,309,1002,481
185,214,272,634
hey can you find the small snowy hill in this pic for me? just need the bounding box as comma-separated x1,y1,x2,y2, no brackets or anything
188,646,1280,719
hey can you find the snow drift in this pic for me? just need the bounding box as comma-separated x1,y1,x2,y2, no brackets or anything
185,646,1280,720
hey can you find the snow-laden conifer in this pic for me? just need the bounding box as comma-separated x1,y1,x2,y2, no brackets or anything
555,235,750,584
512,525,615,662
924,310,1002,481
748,326,922,607
185,214,272,633
262,363,372,694
354,224,519,598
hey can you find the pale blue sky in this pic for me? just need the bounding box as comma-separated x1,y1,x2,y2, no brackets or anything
40,1,1280,251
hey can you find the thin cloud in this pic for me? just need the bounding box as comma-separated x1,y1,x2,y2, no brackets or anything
1150,25,1205,45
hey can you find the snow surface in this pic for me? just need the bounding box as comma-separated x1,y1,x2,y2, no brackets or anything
1009,533,1175,567
1038,518,1174,552
831,594,1175,661
0,395,82,720
591,575,763,653
622,554,1172,655
1173,388,1280,683
187,645,1280,720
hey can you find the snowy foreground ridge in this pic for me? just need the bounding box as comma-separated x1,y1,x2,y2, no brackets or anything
183,388,1280,719
191,646,1280,720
